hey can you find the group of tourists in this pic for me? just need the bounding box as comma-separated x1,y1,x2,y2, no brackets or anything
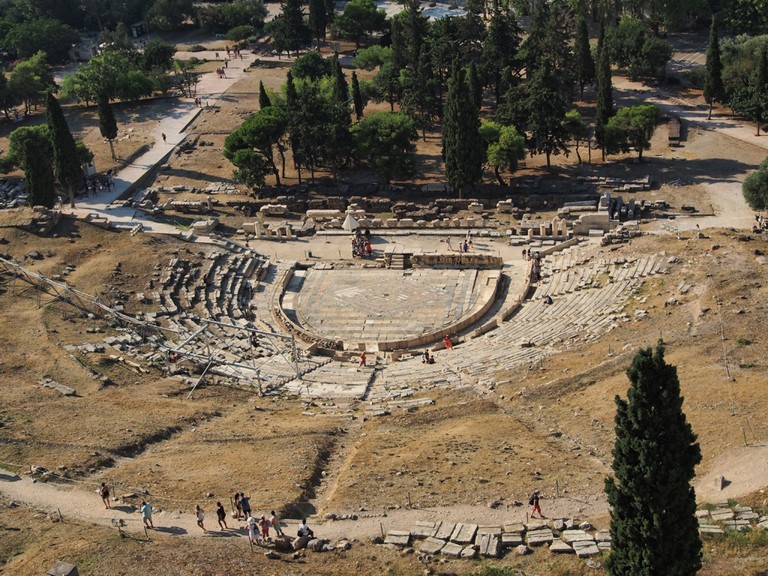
445,233,473,253
351,227,373,258
525,249,542,280
79,171,114,198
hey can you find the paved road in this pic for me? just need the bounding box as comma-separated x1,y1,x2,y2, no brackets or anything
60,49,259,234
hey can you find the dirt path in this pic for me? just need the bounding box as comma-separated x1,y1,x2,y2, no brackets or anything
3,459,763,542
0,466,609,540
613,76,767,232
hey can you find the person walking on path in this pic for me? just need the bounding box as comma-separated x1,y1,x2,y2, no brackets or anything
140,501,154,529
359,351,366,367
195,505,206,531
259,515,271,541
270,510,284,536
233,492,242,519
246,514,261,545
161,133,167,143
216,501,228,530
239,493,252,519
529,489,543,518
99,483,111,509
443,335,453,350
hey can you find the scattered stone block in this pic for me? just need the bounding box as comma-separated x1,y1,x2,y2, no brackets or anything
699,525,725,535
47,561,79,576
561,530,594,544
39,378,76,396
710,509,734,521
526,528,554,547
573,541,601,557
384,530,411,547
477,534,502,558
476,525,502,537
503,523,525,534
723,520,751,532
714,475,726,490
595,530,611,543
440,542,463,557
549,539,574,554
516,544,532,555
419,537,446,555
434,522,455,540
450,523,477,544
501,532,523,547
461,545,478,559
411,521,436,539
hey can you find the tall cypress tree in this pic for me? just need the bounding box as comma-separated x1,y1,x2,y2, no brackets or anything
46,93,82,208
284,70,302,182
468,61,482,111
23,131,56,208
259,80,272,109
309,0,327,44
605,342,702,576
351,71,364,120
326,56,352,184
97,96,118,161
443,65,482,197
594,24,614,161
754,46,768,136
704,18,724,121
574,11,595,99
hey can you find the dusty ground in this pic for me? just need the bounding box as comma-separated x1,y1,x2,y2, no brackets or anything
2,31,768,576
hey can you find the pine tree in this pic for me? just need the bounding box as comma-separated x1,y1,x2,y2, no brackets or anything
605,342,702,576
704,18,724,121
97,96,118,161
351,71,364,120
259,80,271,109
272,0,311,56
595,24,614,161
46,92,82,208
574,11,595,99
481,8,521,108
401,43,438,140
525,62,569,168
443,65,482,197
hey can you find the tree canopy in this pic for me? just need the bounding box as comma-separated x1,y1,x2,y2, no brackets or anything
3,18,79,64
352,112,417,184
4,125,55,208
743,156,768,210
334,0,387,48
604,104,660,160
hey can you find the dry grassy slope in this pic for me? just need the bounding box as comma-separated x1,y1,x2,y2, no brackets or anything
503,232,768,482
2,216,768,575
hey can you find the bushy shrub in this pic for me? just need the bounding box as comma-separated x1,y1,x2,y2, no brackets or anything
226,25,254,42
